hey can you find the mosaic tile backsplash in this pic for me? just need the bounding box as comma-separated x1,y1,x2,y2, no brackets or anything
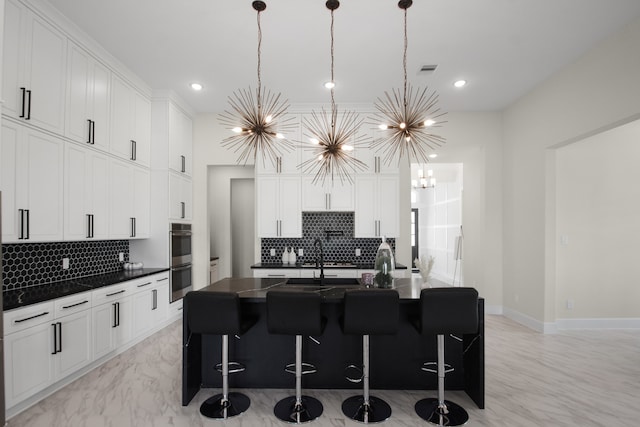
261,212,395,264
2,240,129,291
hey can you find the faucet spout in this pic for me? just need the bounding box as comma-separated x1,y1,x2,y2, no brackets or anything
313,238,325,282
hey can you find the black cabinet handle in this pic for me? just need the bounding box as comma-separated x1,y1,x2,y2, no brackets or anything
181,202,185,219
57,322,62,353
25,209,30,239
130,217,136,237
106,289,125,297
130,140,137,161
51,323,58,354
181,155,185,173
92,120,96,145
26,90,32,120
87,119,92,144
20,87,26,118
116,302,120,327
112,303,117,328
86,214,91,238
137,281,152,288
14,311,49,323
156,277,169,282
18,209,24,239
152,289,157,311
62,300,89,310
90,214,95,238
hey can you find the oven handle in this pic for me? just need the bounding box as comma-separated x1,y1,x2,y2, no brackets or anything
170,230,192,237
171,264,192,272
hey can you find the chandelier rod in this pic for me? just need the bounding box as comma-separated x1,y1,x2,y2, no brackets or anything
330,7,336,131
256,7,263,111
403,7,408,114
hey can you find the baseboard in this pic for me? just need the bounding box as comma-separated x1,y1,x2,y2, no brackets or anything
556,317,640,330
484,305,503,315
502,307,553,333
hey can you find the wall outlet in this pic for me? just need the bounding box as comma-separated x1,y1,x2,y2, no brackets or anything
119,252,124,262
566,299,574,310
62,258,70,270
298,248,304,257
355,248,361,257
270,248,276,257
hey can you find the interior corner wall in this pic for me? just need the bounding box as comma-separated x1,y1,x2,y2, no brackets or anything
502,16,640,325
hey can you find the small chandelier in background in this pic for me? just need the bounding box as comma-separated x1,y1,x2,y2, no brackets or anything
298,0,367,185
371,0,447,165
219,1,295,166
412,167,436,189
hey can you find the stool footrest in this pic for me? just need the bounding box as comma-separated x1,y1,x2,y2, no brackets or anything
215,361,246,374
421,361,454,374
344,364,364,383
285,362,317,375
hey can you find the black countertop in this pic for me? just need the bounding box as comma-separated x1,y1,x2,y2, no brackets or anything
195,277,430,303
251,262,408,269
3,268,169,311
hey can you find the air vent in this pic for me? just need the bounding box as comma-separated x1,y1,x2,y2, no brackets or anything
419,64,438,74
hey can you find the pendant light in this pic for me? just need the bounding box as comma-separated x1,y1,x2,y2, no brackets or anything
298,0,367,185
219,1,295,166
371,0,447,165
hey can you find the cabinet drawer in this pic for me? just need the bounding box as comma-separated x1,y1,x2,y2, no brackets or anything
92,282,134,306
252,269,300,278
4,301,55,335
54,292,92,317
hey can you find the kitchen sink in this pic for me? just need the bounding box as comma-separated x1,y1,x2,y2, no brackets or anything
300,262,357,268
285,277,361,286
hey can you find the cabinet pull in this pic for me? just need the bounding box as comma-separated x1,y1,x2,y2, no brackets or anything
62,300,89,309
112,303,118,328
26,90,32,120
130,140,137,160
328,193,332,210
57,322,62,353
181,202,185,219
87,119,92,144
20,87,26,118
152,289,158,310
92,120,96,144
14,311,49,323
51,324,58,355
181,155,186,173
156,277,169,282
25,209,30,239
137,281,152,288
86,214,92,238
18,209,24,239
172,265,191,272
90,214,95,238
130,217,136,237
267,274,286,277
106,289,125,297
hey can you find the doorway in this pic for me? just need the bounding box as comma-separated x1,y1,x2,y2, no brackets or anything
231,178,255,277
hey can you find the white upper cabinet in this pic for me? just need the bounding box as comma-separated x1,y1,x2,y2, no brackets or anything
168,103,193,176
109,159,150,239
65,42,111,151
354,175,399,239
354,128,399,174
110,75,151,167
2,0,67,134
169,172,192,221
64,144,109,240
301,177,354,212
257,176,301,238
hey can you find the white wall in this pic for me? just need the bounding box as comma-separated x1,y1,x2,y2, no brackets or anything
502,16,640,327
555,120,640,321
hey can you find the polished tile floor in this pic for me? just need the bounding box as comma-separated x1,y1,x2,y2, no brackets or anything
8,315,640,426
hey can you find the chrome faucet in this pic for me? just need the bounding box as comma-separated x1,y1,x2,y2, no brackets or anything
313,238,325,281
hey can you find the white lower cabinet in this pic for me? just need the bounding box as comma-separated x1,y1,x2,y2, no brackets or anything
252,269,300,279
3,272,173,415
299,269,358,279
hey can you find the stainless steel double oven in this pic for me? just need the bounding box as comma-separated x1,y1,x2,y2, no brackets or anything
170,223,192,302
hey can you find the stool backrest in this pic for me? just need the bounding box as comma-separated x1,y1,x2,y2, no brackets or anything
267,290,323,336
343,289,399,335
185,291,241,335
420,287,478,335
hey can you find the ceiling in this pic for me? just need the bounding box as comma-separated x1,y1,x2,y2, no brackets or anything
46,0,640,114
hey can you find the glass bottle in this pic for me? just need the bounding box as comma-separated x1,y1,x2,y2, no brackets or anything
374,237,395,288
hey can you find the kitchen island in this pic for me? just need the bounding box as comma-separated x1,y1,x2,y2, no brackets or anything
182,277,484,409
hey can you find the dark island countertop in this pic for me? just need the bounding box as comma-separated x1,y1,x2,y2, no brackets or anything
251,262,408,269
196,276,430,302
3,268,169,311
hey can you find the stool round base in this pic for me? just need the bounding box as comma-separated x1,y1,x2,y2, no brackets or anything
342,395,392,423
200,392,250,419
415,398,469,426
274,395,323,424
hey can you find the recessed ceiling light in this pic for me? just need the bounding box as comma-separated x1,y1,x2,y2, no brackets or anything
324,81,335,89
190,83,203,91
428,153,438,158
453,80,467,88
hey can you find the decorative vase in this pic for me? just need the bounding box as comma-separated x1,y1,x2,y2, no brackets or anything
289,247,297,265
281,248,289,265
374,237,395,288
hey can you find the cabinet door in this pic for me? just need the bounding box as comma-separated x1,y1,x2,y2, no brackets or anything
114,296,133,347
131,288,153,338
0,122,20,242
3,322,55,409
89,152,110,239
110,76,134,161
92,303,116,360
328,181,354,211
90,59,111,151
301,177,328,211
354,176,378,237
279,177,301,237
22,129,64,241
64,143,91,240
109,158,133,238
168,104,192,175
132,92,151,167
2,0,27,120
169,173,192,220
257,176,279,237
66,43,92,145
132,166,150,238
24,13,67,134
56,309,92,379
378,176,400,238
151,281,169,326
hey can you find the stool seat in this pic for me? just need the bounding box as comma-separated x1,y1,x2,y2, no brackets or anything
185,291,257,420
412,287,478,426
267,290,326,424
341,289,399,424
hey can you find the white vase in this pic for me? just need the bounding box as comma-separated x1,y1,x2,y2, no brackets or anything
281,248,289,265
289,247,297,265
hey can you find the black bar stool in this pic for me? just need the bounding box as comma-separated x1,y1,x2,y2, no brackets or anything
184,291,258,419
340,289,399,423
411,287,479,426
267,290,327,424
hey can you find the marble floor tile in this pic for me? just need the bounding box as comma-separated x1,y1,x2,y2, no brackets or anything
7,315,640,426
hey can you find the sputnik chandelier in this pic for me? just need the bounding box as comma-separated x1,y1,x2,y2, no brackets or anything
372,0,447,165
298,0,367,185
219,1,295,166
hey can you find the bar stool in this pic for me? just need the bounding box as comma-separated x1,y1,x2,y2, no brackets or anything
267,290,327,424
412,287,478,426
341,289,399,423
184,291,258,419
